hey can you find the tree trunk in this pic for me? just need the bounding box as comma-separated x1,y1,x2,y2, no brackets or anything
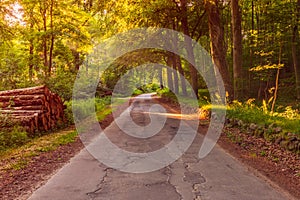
42,1,48,75
180,0,199,98
292,0,300,99
171,53,179,94
175,55,188,96
231,0,243,100
29,22,34,82
72,50,81,71
173,19,187,96
158,67,163,89
48,0,54,76
205,0,234,101
166,55,174,91
271,44,282,112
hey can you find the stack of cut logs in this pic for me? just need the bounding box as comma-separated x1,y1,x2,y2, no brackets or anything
0,85,65,134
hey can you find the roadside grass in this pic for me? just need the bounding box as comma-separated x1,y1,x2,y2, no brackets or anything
0,128,77,171
157,88,300,153
157,88,300,135
227,100,300,134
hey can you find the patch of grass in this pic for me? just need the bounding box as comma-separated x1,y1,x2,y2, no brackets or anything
71,96,111,122
10,158,28,170
96,107,112,121
260,150,267,157
227,100,300,135
0,128,77,171
0,126,29,151
249,152,257,158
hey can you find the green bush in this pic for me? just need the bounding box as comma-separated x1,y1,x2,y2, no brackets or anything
132,89,144,96
0,126,29,150
69,96,111,123
227,100,300,135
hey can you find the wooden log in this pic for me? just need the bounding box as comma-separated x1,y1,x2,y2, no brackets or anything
0,85,65,133
0,110,43,115
0,99,44,107
1,105,44,111
0,85,47,96
0,94,46,102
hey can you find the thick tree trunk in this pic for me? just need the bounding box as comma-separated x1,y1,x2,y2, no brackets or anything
292,0,300,99
231,0,243,100
292,26,300,99
205,0,234,101
72,50,81,71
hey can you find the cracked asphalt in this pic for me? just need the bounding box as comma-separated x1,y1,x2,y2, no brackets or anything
28,94,294,200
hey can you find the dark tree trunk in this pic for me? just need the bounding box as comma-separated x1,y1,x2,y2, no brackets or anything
292,0,300,99
205,0,234,101
231,0,243,100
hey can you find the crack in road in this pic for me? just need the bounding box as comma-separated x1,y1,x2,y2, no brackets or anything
86,167,111,199
165,166,184,200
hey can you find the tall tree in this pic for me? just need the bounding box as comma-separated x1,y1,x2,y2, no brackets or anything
179,0,199,98
231,0,243,100
205,0,234,101
292,0,300,99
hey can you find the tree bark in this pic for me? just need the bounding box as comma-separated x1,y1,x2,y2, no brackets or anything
180,0,199,98
175,54,188,96
166,55,174,91
48,0,54,76
292,0,300,99
158,67,164,89
29,22,34,82
231,0,243,100
171,53,179,94
205,0,234,101
41,1,48,75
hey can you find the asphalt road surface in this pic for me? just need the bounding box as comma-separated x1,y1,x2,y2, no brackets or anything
28,94,294,200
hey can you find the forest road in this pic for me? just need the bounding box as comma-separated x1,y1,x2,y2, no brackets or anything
28,94,294,200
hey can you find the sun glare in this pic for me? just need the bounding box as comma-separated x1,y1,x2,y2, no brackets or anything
5,2,26,26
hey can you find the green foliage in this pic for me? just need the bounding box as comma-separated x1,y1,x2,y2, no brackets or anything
0,126,29,151
72,96,111,122
64,100,74,124
132,89,144,96
44,70,77,102
156,87,176,100
227,100,300,134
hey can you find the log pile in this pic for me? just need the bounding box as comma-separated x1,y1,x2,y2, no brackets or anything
0,85,65,134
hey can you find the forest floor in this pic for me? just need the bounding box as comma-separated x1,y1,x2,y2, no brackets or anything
0,97,299,200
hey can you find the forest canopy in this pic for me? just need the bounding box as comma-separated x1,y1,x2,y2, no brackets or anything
0,0,299,104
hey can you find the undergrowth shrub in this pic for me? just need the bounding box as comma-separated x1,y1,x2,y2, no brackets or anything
0,126,29,150
67,96,111,123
